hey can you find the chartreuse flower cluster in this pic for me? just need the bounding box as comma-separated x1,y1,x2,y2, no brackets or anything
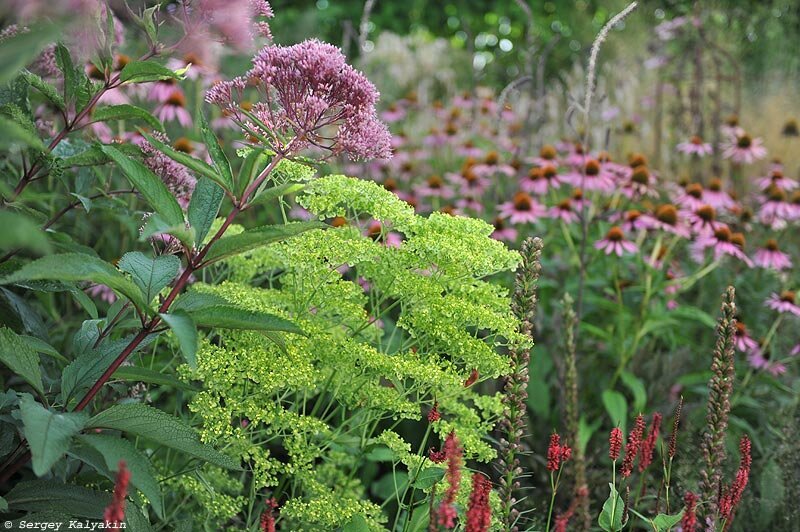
181,175,523,529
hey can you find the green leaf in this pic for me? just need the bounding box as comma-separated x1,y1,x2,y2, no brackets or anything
113,365,194,390
411,467,445,489
18,335,67,363
18,394,88,476
159,310,198,368
54,43,91,109
342,514,371,532
91,104,164,131
20,69,65,110
62,333,155,404
757,460,784,529
140,130,225,187
119,60,182,83
78,433,164,518
652,511,685,531
0,253,148,312
0,114,45,150
598,483,624,532
202,221,325,264
100,145,185,227
578,415,601,456
4,480,108,518
139,212,196,248
188,177,224,244
0,495,6,512
602,390,628,436
249,182,307,207
620,371,647,413
171,290,231,313
86,403,238,469
0,24,59,84
0,327,43,394
117,252,180,304
371,471,408,500
199,112,233,190
188,305,303,335
0,211,51,254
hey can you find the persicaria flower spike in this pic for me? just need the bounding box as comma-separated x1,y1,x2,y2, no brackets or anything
638,412,662,472
620,414,645,478
436,431,463,528
260,497,278,532
681,491,698,531
546,432,571,471
609,427,623,461
427,401,441,423
206,39,392,160
103,460,130,525
465,473,492,532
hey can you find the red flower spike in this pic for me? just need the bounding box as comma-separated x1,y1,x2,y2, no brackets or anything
609,427,623,461
260,498,279,532
547,432,564,471
638,412,662,472
103,460,130,525
427,401,441,423
465,473,492,532
620,414,645,478
681,491,698,531
436,431,463,529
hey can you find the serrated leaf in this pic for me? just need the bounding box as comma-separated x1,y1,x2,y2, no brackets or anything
18,335,67,363
199,112,233,190
202,221,324,265
91,104,164,131
411,467,445,489
140,130,221,184
0,115,45,150
188,305,303,335
100,144,185,228
188,177,224,244
20,69,65,110
119,60,182,83
602,390,628,436
171,290,231,312
140,212,195,248
78,433,164,518
598,483,624,532
0,210,51,254
86,403,238,469
0,327,43,393
19,394,88,476
117,252,180,304
0,253,148,312
159,310,198,368
4,480,108,518
113,365,194,390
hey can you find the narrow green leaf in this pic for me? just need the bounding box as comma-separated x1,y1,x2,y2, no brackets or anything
18,335,67,363
159,310,198,368
78,433,165,518
620,371,647,413
0,210,51,254
202,221,325,264
188,305,303,335
171,290,231,313
249,182,307,207
139,130,226,188
86,403,238,469
119,60,182,83
19,394,88,476
0,115,45,150
4,480,108,518
100,145,185,227
199,112,233,190
91,104,164,132
20,69,65,110
113,365,195,390
0,327,44,393
188,177,224,244
0,253,147,312
118,252,180,304
602,390,628,436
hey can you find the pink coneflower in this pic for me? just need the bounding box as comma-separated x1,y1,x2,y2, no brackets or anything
686,205,724,236
747,348,787,376
155,89,193,127
754,239,792,270
87,284,117,304
595,226,637,257
620,414,645,478
791,344,800,357
734,322,759,353
147,79,180,102
758,185,793,229
546,199,579,224
436,431,462,528
455,197,484,215
608,427,623,461
103,461,130,525
617,209,653,232
465,474,492,532
380,102,406,123
546,432,572,472
677,135,713,156
646,204,691,238
471,151,516,177
365,221,402,248
691,227,753,267
703,178,736,210
674,183,707,211
417,174,454,199
167,51,219,81
259,498,278,532
765,291,800,316
498,192,545,225
521,164,562,195
620,165,657,198
528,144,560,167
491,217,518,242
564,158,616,192
562,143,588,168
722,132,767,164
756,168,798,191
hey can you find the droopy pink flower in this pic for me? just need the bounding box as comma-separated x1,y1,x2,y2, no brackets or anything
155,89,193,127
754,239,792,271
206,39,391,160
595,226,637,257
765,291,800,316
722,132,767,164
497,192,545,225
733,322,759,354
677,135,713,156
